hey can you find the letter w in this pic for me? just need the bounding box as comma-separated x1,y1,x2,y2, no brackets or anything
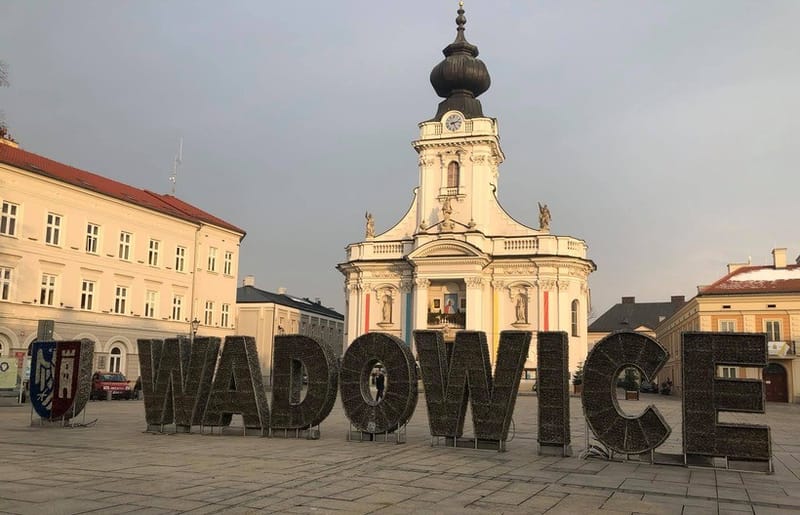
414,330,530,441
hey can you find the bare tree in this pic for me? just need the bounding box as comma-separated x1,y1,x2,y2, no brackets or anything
0,60,8,134
0,60,8,88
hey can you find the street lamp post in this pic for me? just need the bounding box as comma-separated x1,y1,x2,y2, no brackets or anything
190,318,200,344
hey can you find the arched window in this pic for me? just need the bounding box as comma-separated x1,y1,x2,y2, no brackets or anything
447,161,460,189
571,299,579,337
109,346,123,373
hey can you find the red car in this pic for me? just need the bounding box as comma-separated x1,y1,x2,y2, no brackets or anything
90,372,133,400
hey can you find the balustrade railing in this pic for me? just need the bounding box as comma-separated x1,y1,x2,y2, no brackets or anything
427,311,466,328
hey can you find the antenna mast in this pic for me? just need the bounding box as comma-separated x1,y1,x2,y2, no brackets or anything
169,137,183,195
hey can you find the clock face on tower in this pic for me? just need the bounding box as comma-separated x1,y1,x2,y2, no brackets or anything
445,113,463,131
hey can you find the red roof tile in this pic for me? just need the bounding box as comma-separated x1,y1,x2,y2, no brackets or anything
699,264,800,295
0,143,245,237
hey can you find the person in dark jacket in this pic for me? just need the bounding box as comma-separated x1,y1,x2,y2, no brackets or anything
375,371,385,402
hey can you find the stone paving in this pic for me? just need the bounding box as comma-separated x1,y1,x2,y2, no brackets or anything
1,393,800,514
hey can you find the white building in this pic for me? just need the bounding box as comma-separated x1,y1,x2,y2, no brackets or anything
236,276,344,385
337,6,595,373
0,136,245,380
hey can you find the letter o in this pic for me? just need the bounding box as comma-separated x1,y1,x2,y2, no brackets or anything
340,332,418,433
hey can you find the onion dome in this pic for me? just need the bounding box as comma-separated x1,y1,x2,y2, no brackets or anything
429,2,491,120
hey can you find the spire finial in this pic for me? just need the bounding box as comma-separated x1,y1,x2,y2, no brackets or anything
455,1,467,40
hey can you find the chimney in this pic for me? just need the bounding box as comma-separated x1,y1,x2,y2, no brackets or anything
621,296,635,304
671,295,685,305
772,248,787,269
727,262,749,274
277,287,287,295
242,275,255,287
314,297,321,304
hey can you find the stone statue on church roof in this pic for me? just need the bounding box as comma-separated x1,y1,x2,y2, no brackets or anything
365,211,375,239
538,202,551,232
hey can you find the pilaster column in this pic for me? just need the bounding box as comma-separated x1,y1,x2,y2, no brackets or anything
345,280,362,345
412,278,430,350
465,276,484,331
400,280,413,346
538,279,556,332
490,279,506,357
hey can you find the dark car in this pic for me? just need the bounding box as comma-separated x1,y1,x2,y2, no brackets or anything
91,372,133,400
639,380,659,394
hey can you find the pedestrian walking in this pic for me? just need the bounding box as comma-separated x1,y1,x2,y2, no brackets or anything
375,371,385,402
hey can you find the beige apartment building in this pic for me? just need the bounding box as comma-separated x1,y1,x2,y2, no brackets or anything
0,136,245,380
656,248,800,402
236,276,344,385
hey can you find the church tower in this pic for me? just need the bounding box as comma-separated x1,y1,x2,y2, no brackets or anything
338,4,596,374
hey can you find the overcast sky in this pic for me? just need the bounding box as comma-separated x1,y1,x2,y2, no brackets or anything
1,1,798,318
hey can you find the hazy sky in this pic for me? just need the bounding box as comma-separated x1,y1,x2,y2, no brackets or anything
1,1,798,318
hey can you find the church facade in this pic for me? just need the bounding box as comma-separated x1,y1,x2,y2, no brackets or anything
338,5,595,373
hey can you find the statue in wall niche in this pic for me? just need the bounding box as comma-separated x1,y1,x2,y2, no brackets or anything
441,196,454,232
515,293,528,323
365,211,375,239
538,202,551,231
381,293,392,323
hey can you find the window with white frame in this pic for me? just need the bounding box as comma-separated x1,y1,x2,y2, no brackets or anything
114,286,128,314
171,294,183,321
175,246,186,272
45,213,62,245
571,299,579,337
720,366,737,378
447,161,460,188
109,346,123,373
223,251,233,275
85,223,99,253
221,303,230,328
0,267,11,301
119,231,132,260
207,247,217,272
80,280,95,310
0,201,18,236
144,290,158,318
40,274,56,305
765,320,782,341
719,320,736,332
148,239,160,266
204,301,214,325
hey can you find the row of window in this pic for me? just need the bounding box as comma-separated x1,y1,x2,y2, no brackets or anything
719,319,782,341
0,268,229,327
1,201,234,274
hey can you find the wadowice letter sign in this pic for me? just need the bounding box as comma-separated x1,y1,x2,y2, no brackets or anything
136,330,771,471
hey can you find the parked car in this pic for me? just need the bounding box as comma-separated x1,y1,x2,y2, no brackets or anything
91,372,133,400
640,380,659,394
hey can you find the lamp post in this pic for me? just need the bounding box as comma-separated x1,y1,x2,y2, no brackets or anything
190,318,200,344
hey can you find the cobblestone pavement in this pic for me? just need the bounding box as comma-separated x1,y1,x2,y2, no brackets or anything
1,393,800,514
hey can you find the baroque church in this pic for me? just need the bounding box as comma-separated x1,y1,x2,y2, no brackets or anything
338,5,595,373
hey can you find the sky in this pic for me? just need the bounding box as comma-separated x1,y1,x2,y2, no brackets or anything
1,1,798,318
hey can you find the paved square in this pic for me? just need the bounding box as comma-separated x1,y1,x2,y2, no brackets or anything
2,393,800,514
